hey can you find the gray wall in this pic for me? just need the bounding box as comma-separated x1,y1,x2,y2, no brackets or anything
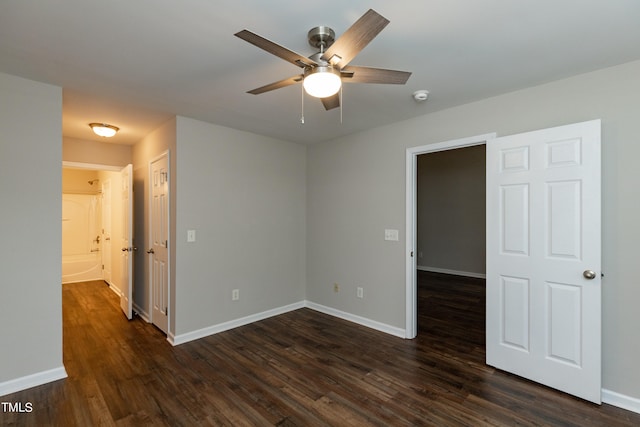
0,73,64,385
306,60,640,399
173,117,306,337
417,145,486,275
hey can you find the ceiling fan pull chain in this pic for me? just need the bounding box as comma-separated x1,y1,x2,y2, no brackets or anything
300,81,305,124
340,85,343,124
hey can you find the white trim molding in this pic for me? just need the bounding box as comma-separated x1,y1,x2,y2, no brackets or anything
417,265,486,279
305,302,406,339
0,367,67,397
602,389,640,415
133,303,151,323
169,300,408,346
62,161,123,172
169,302,305,346
108,282,122,297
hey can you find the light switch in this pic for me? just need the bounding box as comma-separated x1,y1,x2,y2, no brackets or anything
384,229,399,241
187,229,196,242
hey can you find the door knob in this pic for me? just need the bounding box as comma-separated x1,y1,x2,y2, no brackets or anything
147,249,155,254
583,270,597,280
122,247,128,252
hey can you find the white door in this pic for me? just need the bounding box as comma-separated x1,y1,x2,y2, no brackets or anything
120,164,134,319
486,120,601,403
101,179,112,284
150,155,169,333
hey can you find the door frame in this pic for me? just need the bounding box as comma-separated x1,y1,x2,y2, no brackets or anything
63,161,123,173
101,177,112,285
404,133,496,338
147,150,171,332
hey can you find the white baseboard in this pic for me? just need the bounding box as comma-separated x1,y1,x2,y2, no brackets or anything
0,367,67,397
417,265,486,279
305,302,407,339
133,303,150,323
107,282,122,296
602,388,640,414
169,301,306,346
169,300,408,346
62,277,103,284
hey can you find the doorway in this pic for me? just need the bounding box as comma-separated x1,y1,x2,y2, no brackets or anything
62,161,123,295
416,145,487,338
405,133,495,338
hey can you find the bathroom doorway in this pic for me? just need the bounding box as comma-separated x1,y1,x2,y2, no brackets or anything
62,162,122,295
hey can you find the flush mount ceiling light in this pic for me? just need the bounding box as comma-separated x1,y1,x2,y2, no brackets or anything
89,123,119,138
303,66,342,98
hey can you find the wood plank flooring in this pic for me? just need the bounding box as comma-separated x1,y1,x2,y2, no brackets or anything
2,272,639,425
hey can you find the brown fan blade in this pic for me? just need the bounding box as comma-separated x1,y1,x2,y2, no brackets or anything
341,66,411,84
321,9,389,68
247,75,303,95
235,30,317,68
321,93,340,110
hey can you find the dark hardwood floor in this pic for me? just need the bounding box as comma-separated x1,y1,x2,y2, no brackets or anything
2,272,639,426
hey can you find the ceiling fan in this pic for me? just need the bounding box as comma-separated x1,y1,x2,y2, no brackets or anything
234,9,411,111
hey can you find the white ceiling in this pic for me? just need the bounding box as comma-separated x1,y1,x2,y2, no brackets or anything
2,1,640,145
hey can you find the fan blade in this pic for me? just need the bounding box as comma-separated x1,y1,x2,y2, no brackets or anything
321,9,389,68
235,30,317,68
341,66,411,84
247,75,303,95
321,93,340,110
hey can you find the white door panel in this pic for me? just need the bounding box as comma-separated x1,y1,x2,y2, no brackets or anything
120,164,133,319
150,155,169,333
486,120,601,403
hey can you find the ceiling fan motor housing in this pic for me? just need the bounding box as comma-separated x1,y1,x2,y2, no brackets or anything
307,26,335,50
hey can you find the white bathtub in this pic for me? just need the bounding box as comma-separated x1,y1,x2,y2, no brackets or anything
62,252,103,284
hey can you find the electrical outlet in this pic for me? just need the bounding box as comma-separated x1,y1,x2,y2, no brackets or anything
333,283,339,292
232,289,239,301
357,287,364,299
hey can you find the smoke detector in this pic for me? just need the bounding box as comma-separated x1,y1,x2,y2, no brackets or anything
412,90,429,102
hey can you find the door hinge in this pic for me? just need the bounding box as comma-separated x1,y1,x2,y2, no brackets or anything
165,306,168,316
165,240,168,248
410,251,414,257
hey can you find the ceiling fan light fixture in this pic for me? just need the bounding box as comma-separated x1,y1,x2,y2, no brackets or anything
89,123,119,138
303,66,341,98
